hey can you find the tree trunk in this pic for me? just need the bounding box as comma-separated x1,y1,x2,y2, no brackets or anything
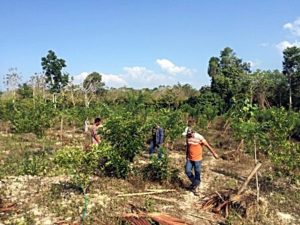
53,93,57,108
84,93,89,108
289,74,292,109
254,138,260,202
60,116,64,146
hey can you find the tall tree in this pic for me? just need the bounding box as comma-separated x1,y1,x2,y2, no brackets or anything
250,70,287,109
282,46,300,109
82,72,105,107
41,50,68,94
208,47,251,109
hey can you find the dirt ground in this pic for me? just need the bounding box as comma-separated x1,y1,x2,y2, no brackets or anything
0,127,300,225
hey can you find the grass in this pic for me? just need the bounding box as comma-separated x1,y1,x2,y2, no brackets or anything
1,126,300,224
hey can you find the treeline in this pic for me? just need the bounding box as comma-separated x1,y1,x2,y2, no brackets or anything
0,47,300,181
2,46,300,111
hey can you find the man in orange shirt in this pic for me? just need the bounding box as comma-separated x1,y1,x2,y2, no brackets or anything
183,128,219,195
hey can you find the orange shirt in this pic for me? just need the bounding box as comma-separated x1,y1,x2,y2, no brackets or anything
187,134,204,161
188,143,203,161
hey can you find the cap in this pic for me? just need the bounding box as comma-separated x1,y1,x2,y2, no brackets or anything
182,127,192,136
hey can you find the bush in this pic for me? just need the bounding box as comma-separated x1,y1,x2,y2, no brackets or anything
54,145,107,191
8,98,56,138
143,148,173,182
102,110,144,162
20,150,53,176
230,105,300,182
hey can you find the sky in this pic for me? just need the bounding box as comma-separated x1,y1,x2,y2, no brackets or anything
1,0,300,90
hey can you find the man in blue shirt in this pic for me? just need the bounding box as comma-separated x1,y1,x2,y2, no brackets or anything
149,123,164,159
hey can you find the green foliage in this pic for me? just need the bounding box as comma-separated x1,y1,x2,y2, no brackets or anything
20,150,52,176
208,47,251,109
17,83,33,99
83,72,105,94
230,104,300,181
8,98,56,138
41,50,68,93
54,144,108,190
143,148,173,182
102,110,144,162
185,87,225,120
283,46,300,109
102,150,131,178
269,142,300,181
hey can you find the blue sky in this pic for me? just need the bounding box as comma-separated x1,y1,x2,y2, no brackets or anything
1,0,300,90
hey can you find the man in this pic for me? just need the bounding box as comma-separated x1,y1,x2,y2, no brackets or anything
149,123,164,159
183,128,219,195
91,117,102,145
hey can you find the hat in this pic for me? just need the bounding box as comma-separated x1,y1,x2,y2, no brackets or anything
182,127,192,136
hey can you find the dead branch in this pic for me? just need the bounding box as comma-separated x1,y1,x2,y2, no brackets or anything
237,162,262,195
117,189,176,197
201,163,263,219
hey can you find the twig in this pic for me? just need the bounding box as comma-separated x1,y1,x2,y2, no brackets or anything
215,191,225,202
145,189,175,192
236,139,244,152
117,189,176,197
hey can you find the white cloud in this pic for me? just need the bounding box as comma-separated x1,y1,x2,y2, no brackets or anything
71,59,198,89
276,40,300,52
72,72,127,88
122,66,176,88
73,72,89,85
283,18,300,36
123,66,150,79
156,59,192,75
101,73,127,87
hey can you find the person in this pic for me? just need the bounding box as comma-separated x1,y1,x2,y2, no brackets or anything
149,123,164,159
91,117,102,145
183,128,219,195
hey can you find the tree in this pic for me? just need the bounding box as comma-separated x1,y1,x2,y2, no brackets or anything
41,50,68,94
3,67,21,103
29,73,46,99
17,83,33,99
208,47,251,109
82,72,105,107
282,46,300,109
249,70,287,109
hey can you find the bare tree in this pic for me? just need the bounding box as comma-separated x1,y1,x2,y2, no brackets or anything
3,67,21,102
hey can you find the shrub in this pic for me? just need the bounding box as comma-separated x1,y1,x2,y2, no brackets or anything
143,148,172,182
102,110,144,162
20,150,52,176
8,98,56,138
